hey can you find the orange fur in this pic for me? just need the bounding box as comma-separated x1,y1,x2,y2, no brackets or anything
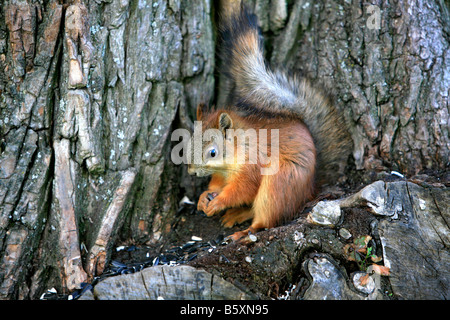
193,107,316,240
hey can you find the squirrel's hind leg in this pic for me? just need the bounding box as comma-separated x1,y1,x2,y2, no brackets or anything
221,207,253,228
227,162,314,241
226,174,276,241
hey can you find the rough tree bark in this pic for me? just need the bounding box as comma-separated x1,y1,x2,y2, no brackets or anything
0,0,448,300
0,0,214,299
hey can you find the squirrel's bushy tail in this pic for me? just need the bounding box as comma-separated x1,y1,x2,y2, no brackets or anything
219,4,352,182
220,6,297,110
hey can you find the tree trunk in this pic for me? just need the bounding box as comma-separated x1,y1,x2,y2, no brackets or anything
0,0,214,299
246,0,449,175
0,0,448,300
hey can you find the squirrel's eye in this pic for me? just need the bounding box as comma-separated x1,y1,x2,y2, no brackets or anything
209,149,216,158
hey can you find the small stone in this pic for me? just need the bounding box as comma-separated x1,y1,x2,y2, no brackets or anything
418,198,426,210
352,272,376,295
307,200,342,226
303,256,364,300
339,228,352,240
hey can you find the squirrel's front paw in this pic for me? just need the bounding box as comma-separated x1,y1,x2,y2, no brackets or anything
197,191,218,213
205,196,227,217
197,191,210,212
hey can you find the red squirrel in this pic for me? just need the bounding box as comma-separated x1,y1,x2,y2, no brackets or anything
188,3,351,241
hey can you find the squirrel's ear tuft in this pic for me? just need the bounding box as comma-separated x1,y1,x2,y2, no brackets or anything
196,103,207,120
219,113,233,132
